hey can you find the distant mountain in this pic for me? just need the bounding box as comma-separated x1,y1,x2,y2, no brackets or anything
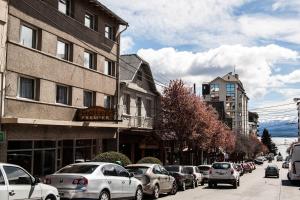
258,120,298,137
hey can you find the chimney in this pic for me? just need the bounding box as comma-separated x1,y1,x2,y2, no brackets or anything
235,74,239,79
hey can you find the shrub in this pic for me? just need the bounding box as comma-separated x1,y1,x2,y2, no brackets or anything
137,157,162,165
93,151,132,166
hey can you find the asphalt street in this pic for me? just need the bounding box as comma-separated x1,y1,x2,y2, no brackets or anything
153,162,299,200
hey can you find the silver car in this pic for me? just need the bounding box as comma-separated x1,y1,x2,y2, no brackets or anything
126,164,177,199
45,162,143,200
198,165,211,183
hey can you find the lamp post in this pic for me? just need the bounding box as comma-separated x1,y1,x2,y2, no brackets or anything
293,98,300,142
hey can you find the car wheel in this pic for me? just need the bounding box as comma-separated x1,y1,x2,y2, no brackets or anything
169,181,178,195
201,180,205,186
213,183,217,188
233,181,237,189
99,190,110,200
135,186,143,200
237,179,240,187
182,181,186,191
191,180,196,189
45,195,56,200
153,184,160,199
208,182,213,188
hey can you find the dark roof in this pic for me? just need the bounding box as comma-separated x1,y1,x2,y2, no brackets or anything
89,0,128,25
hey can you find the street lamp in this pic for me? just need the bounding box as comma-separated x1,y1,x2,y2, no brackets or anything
293,98,300,142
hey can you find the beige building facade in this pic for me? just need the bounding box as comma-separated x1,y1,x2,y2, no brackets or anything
0,0,127,176
203,73,249,135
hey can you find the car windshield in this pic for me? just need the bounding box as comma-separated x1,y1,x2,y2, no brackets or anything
183,166,193,174
267,166,277,170
198,166,211,171
165,166,180,172
57,165,98,174
212,163,231,169
126,166,149,175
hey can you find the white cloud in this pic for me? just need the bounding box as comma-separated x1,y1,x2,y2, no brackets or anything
272,70,300,84
272,0,300,12
120,36,135,54
137,44,299,99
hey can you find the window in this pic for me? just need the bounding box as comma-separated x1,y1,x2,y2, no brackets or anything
105,25,114,40
146,99,152,117
152,165,162,174
115,165,129,177
19,77,35,100
56,85,70,105
84,91,94,107
84,51,96,69
210,84,219,92
20,25,37,49
58,165,98,174
123,94,130,114
3,166,32,185
57,40,70,60
0,170,5,185
102,164,117,176
104,60,116,77
137,71,142,81
58,0,71,16
104,95,114,109
85,13,94,29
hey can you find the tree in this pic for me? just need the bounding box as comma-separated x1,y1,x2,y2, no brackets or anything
261,128,278,155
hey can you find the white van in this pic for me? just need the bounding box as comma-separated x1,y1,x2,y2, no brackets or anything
288,142,300,183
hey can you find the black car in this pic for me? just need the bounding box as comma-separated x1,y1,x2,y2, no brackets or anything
265,165,280,178
164,165,195,190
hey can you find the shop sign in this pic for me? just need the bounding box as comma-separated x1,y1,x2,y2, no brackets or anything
0,131,5,143
76,106,116,121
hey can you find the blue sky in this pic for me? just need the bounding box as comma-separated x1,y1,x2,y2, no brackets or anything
101,0,300,122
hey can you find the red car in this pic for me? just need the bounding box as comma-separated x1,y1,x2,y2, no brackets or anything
241,163,252,173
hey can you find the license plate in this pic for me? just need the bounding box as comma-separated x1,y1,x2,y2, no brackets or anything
217,172,225,175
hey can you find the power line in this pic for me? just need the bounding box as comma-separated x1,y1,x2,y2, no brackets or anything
250,102,295,111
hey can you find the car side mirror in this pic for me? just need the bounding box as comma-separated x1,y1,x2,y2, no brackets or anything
32,177,41,185
129,173,134,178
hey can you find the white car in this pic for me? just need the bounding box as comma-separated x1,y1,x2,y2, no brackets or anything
198,165,211,183
208,162,240,189
182,166,204,186
0,163,59,200
45,162,143,200
288,143,300,183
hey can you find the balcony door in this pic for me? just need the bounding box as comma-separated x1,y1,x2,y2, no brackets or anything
137,97,142,127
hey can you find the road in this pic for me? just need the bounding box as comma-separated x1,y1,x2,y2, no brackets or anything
154,162,299,200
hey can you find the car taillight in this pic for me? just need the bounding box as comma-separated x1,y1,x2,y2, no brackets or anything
44,178,51,185
209,169,212,174
292,162,296,174
72,177,88,186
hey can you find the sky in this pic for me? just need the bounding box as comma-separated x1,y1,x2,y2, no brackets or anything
100,0,300,123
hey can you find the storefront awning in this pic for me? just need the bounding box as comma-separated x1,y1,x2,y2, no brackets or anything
1,117,128,128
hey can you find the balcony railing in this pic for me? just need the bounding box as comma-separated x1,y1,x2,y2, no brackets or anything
121,115,154,129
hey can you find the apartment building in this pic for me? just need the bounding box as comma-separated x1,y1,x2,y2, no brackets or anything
203,72,249,135
118,54,161,162
248,111,259,136
0,0,127,176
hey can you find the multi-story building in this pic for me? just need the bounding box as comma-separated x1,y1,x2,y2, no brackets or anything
248,111,259,137
118,54,161,163
0,0,127,176
203,72,249,135
294,98,300,141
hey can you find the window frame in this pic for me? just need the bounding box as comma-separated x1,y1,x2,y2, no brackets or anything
3,165,33,186
83,90,95,108
123,93,131,114
84,50,96,70
56,84,71,105
58,0,71,16
104,95,114,109
84,12,95,30
210,83,220,92
57,39,71,61
104,60,116,77
20,23,38,49
146,99,152,117
18,76,36,100
105,25,114,40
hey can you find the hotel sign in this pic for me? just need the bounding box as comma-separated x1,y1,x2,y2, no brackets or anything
0,131,5,143
76,106,116,121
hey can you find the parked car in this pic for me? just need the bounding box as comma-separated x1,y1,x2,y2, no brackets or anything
282,161,289,169
277,155,283,162
0,163,59,200
248,162,256,170
182,166,204,186
254,158,264,165
241,163,252,173
198,165,211,183
45,162,143,200
265,164,280,178
288,142,300,184
208,162,240,189
164,165,195,190
234,164,244,176
126,164,177,199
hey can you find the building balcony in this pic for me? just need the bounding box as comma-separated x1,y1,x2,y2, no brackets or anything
121,115,154,129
